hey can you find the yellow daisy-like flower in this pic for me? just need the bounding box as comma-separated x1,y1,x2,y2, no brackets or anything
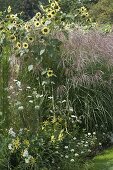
23,42,29,49
50,10,56,16
42,27,50,35
6,15,10,19
16,42,21,49
45,8,52,13
36,12,41,18
51,135,55,143
10,14,16,19
54,4,60,12
80,6,87,12
47,12,54,19
47,69,54,77
27,36,34,43
10,34,16,41
51,2,56,8
24,24,31,32
34,21,40,27
81,11,89,17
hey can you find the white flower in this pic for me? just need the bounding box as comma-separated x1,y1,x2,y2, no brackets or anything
8,144,13,150
65,155,69,158
23,149,29,157
29,100,33,103
75,153,79,157
70,159,74,162
88,133,91,136
25,155,32,164
18,106,24,110
35,105,39,109
70,149,74,152
64,146,68,149
81,151,84,154
8,128,16,137
93,132,96,135
73,137,76,140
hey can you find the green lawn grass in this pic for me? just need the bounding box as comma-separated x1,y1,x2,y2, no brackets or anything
85,147,113,170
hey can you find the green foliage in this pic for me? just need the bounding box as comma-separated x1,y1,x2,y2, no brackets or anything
90,0,113,23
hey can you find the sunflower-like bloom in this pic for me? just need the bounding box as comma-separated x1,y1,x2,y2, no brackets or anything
47,69,54,77
23,42,29,49
36,12,41,18
47,12,54,19
80,6,87,13
34,21,40,27
16,42,21,49
10,34,16,41
24,24,31,32
27,36,34,43
51,2,56,8
41,27,50,35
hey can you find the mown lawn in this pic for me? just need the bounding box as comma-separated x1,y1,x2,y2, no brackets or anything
86,147,113,170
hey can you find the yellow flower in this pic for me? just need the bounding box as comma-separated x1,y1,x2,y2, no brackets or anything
45,8,52,13
10,14,16,19
81,12,89,17
34,21,40,27
23,42,29,49
80,6,87,12
58,129,64,141
47,12,53,19
51,2,56,8
47,69,54,77
23,139,30,147
50,10,56,16
16,42,21,49
7,6,11,13
10,34,16,41
24,24,31,32
12,137,20,149
36,12,41,18
51,135,55,142
41,27,50,35
27,36,34,43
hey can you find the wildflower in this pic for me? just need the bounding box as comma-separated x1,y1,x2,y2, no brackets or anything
25,155,32,163
75,153,79,157
47,69,54,77
64,146,68,149
51,3,56,8
41,27,50,34
8,143,13,150
9,128,16,137
47,12,53,19
24,24,31,31
27,36,34,43
23,140,30,147
12,137,20,149
36,12,41,18
10,14,16,19
23,149,29,157
10,34,16,41
16,42,21,49
65,155,69,159
34,21,40,27
51,135,55,142
70,159,74,162
80,6,87,12
7,6,11,13
23,42,29,49
70,149,74,152
18,106,24,110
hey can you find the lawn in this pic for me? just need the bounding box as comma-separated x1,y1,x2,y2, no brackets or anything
87,147,113,170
